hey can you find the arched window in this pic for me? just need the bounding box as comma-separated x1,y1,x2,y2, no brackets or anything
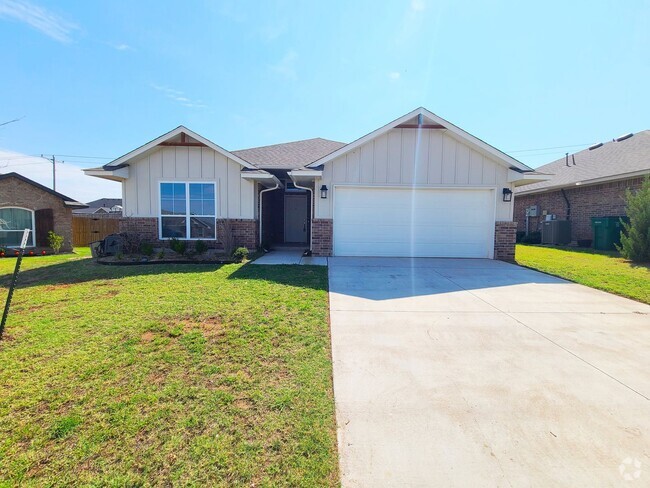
0,207,35,247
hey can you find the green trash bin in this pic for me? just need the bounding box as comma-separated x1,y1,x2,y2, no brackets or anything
590,216,629,251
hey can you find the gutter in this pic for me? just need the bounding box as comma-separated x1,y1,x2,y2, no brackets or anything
259,183,280,250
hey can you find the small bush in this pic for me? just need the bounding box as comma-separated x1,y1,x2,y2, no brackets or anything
156,250,165,260
140,242,154,256
520,231,541,244
169,237,187,255
194,240,208,255
47,231,64,254
232,247,249,262
617,176,650,262
516,231,526,243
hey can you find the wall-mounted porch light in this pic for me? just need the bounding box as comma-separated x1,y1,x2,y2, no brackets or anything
502,188,513,202
320,185,329,199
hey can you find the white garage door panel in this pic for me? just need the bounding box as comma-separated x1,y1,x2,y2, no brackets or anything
333,187,494,257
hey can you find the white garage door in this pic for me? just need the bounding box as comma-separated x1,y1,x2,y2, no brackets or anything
333,187,495,258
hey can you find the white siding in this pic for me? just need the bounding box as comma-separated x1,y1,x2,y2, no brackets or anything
316,128,514,221
121,147,255,219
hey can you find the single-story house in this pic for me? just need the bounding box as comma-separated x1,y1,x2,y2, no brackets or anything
0,172,87,251
514,130,650,242
72,198,123,215
84,107,548,261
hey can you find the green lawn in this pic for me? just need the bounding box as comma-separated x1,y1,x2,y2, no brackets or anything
516,244,650,304
0,249,338,486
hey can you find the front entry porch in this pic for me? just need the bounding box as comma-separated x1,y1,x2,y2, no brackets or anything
260,171,312,250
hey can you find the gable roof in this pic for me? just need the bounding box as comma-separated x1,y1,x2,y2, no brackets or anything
232,138,346,169
516,130,650,195
103,126,256,170
0,172,87,207
306,107,534,172
86,198,122,208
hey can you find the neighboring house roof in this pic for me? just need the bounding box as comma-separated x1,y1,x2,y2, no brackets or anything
232,138,346,169
103,125,257,170
516,130,650,195
306,107,535,173
0,172,87,208
86,198,122,208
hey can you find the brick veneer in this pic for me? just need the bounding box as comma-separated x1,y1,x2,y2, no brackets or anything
0,175,75,252
311,219,333,256
494,221,517,262
118,217,258,250
514,177,645,241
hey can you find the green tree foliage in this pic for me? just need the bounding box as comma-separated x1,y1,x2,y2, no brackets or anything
47,231,64,254
617,176,650,262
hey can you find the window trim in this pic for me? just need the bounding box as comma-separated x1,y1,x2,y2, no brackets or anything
158,181,217,240
0,207,36,248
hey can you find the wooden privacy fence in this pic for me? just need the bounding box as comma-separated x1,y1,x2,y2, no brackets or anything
72,214,121,247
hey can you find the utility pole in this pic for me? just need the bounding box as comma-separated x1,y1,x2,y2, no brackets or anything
41,154,56,191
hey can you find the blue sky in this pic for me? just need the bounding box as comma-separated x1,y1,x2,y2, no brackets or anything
0,0,649,200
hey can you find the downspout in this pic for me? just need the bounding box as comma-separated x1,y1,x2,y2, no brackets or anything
259,183,280,250
291,180,314,253
560,188,571,221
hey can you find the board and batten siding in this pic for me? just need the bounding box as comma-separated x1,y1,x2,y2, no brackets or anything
122,146,256,219
316,128,514,221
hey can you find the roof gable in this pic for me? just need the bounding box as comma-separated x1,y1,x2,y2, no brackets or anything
0,172,87,207
307,107,533,172
516,130,650,194
104,126,256,170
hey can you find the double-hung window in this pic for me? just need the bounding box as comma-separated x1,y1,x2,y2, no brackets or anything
0,207,35,247
160,182,216,239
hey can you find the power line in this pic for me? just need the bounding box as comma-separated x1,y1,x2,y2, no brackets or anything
507,143,594,153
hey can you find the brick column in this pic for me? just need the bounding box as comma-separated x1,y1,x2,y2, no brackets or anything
494,221,517,262
312,219,333,256
224,219,258,250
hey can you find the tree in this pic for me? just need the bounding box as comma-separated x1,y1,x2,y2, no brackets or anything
617,176,650,262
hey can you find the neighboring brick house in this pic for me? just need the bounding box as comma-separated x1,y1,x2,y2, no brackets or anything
85,107,549,261
0,172,87,252
514,131,650,242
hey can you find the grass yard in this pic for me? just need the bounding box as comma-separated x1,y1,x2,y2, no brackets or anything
516,244,650,304
0,249,338,486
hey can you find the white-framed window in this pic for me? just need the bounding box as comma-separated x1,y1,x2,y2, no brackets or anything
0,207,35,247
159,182,216,240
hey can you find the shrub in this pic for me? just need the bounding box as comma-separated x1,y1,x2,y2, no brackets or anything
47,231,64,254
617,176,650,262
194,240,208,255
119,232,142,255
516,231,526,243
232,247,249,262
169,237,187,255
140,242,154,256
520,231,541,244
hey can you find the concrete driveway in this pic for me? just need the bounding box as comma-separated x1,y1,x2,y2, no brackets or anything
328,257,650,487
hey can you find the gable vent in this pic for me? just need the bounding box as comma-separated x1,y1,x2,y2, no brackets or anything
615,133,633,142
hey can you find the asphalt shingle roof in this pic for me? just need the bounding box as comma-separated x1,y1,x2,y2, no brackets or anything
232,138,346,169
517,130,650,194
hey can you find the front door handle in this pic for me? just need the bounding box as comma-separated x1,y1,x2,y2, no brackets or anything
303,220,307,232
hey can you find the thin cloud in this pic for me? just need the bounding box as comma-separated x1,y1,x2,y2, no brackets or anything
0,0,78,43
111,42,132,51
150,84,208,109
388,71,401,81
269,50,298,81
411,0,426,12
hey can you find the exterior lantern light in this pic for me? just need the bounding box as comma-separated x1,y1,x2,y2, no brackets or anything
502,188,513,202
320,185,329,199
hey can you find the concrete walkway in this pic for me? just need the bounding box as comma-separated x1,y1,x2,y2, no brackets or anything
252,249,327,265
328,257,650,487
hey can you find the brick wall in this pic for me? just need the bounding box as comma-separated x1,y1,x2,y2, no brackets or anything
494,221,517,262
221,218,258,250
0,175,74,252
118,217,258,250
514,177,645,241
312,219,333,256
